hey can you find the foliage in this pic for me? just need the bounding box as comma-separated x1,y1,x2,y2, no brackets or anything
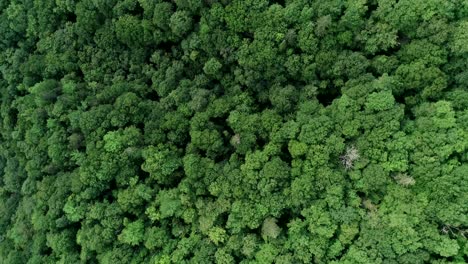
0,0,467,263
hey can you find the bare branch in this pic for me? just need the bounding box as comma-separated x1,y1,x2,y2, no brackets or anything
340,145,360,170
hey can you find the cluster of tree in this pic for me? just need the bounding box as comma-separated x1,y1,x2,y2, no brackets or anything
0,0,467,263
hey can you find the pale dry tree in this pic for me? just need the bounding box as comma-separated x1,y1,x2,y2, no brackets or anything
340,145,360,170
230,134,241,146
261,217,281,241
394,173,416,187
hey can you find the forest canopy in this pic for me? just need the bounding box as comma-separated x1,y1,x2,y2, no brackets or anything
0,0,467,263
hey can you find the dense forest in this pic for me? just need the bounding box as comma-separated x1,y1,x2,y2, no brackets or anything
0,0,467,263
